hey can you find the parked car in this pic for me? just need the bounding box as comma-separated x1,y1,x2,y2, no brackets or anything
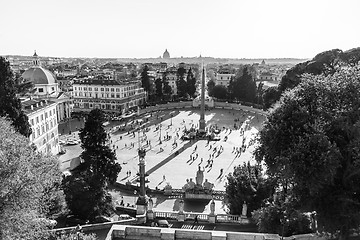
155,219,170,228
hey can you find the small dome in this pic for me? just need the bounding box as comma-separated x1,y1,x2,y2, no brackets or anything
22,66,57,85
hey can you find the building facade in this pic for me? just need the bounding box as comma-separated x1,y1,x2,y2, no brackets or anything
215,71,235,87
22,99,60,155
72,79,146,113
21,52,73,123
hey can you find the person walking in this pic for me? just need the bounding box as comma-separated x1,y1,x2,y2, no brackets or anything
194,215,199,224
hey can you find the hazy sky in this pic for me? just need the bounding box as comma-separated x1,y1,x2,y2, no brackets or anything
1,0,359,59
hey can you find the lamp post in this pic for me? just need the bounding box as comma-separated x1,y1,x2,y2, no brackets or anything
159,123,162,144
74,224,82,240
170,113,173,126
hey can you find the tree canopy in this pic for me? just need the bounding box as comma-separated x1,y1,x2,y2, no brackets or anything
0,57,32,137
228,66,257,103
176,66,188,98
225,163,274,216
63,109,121,221
186,68,197,98
0,117,64,240
140,65,151,93
255,67,360,239
264,48,360,110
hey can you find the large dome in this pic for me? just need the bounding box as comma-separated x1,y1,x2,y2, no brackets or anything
22,66,57,85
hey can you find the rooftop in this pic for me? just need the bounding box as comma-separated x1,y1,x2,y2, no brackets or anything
22,98,56,114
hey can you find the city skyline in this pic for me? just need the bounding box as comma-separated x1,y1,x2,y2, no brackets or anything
1,0,359,59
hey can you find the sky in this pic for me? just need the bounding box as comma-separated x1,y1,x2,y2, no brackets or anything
1,0,359,59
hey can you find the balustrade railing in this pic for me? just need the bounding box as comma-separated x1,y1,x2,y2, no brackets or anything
154,210,244,223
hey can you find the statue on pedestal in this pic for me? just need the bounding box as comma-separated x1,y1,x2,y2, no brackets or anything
196,166,204,186
188,178,195,189
148,197,153,211
179,199,184,214
242,201,248,217
210,199,215,215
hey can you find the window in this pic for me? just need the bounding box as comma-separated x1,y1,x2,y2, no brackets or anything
101,88,104,91
52,87,55,91
32,131,35,139
30,119,34,125
116,94,120,98
111,93,114,98
41,114,43,121
36,116,39,123
111,88,114,92
38,88,44,92
53,109,55,114
89,104,93,108
75,92,77,96
94,87,98,91
74,87,77,91
89,93,92,97
84,87,87,91
45,112,48,118
105,88,109,91
116,88,120,92
37,128,40,136
79,92,83,96
89,87,92,91
42,125,45,134
84,93,87,97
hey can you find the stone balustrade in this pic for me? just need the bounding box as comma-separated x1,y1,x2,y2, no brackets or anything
105,224,325,240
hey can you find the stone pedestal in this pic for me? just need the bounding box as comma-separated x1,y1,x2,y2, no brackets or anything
208,214,216,223
177,213,185,222
136,196,148,215
147,210,154,221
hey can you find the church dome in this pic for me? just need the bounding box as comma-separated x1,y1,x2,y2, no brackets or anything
22,66,57,85
163,49,170,59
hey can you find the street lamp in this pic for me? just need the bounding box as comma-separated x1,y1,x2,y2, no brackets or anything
159,123,162,144
74,224,82,240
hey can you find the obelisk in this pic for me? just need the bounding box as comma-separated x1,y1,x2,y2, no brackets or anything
199,67,206,133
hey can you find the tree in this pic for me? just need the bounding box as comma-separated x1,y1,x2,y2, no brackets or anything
176,66,187,98
211,85,228,100
264,48,360,110
252,197,312,237
0,57,32,137
53,231,97,240
79,109,121,183
225,163,274,216
63,109,121,221
155,78,163,100
262,86,281,110
140,65,151,93
0,117,64,240
228,66,257,103
255,82,264,105
162,72,172,101
186,68,197,98
255,67,360,239
207,79,216,97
